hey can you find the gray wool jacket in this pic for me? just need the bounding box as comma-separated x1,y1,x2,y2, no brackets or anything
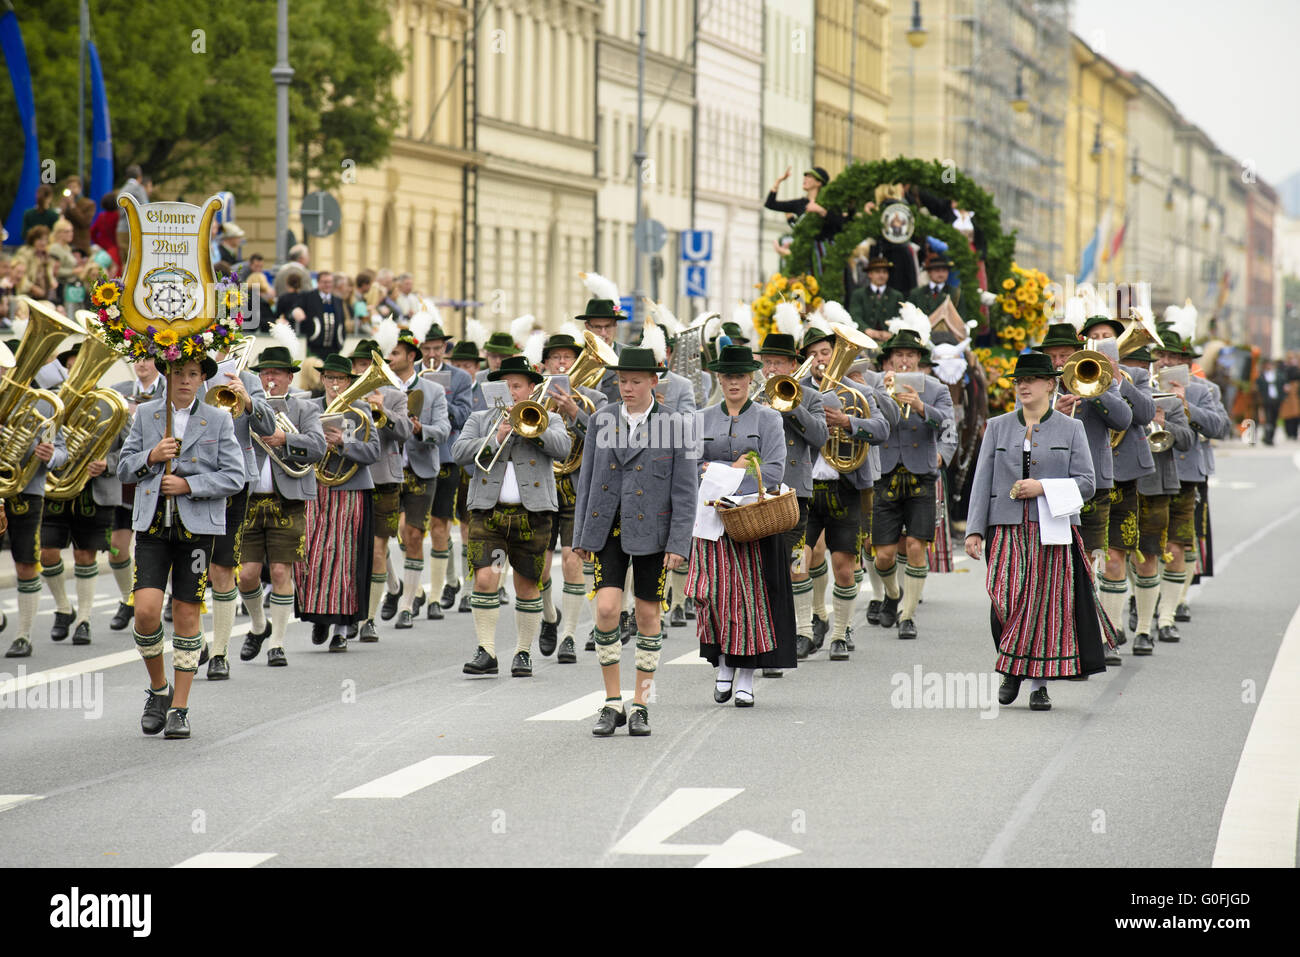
1136,398,1194,496
1109,367,1157,483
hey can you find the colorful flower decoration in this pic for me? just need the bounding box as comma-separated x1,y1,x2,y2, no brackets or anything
90,276,245,364
750,272,824,342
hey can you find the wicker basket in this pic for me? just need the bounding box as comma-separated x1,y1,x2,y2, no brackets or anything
716,486,799,543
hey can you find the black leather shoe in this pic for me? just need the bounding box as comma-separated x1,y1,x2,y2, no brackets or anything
198,643,209,666
1029,687,1052,711
1104,649,1122,666
669,605,686,627
556,636,577,663
267,646,288,666
1158,623,1181,643
511,651,533,677
628,706,650,736
440,581,460,609
829,638,850,661
866,600,882,625
358,620,379,642
538,612,560,656
761,668,783,678
619,611,634,646
207,655,230,680
585,630,596,652
1115,628,1128,647
71,621,91,645
1174,602,1191,623
497,587,508,606
329,633,348,652
592,705,627,736
426,601,444,620
796,635,815,659
395,610,414,629
845,625,855,651
811,614,828,646
1127,595,1137,634
311,623,329,645
163,597,174,623
734,690,754,708
713,679,733,704
345,623,358,639
5,637,32,658
898,619,917,640
240,624,271,661
381,585,402,621
50,610,75,642
163,706,191,739
410,591,426,618
1133,633,1154,656
458,593,472,613
141,683,172,735
109,602,133,631
877,596,900,628
463,646,498,676
684,597,696,620
998,674,1021,705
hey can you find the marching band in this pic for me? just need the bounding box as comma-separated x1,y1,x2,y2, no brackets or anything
0,273,1234,739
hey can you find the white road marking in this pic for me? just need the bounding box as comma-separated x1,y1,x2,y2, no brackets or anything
612,787,801,867
334,755,492,799
526,689,633,720
1206,478,1256,490
173,852,278,868
0,795,44,813
0,645,173,697
665,650,710,666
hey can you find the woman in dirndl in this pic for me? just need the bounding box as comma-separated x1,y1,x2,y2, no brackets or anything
964,352,1118,711
684,345,797,707
294,353,379,649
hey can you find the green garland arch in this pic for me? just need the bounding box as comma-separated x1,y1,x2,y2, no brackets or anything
784,157,1018,316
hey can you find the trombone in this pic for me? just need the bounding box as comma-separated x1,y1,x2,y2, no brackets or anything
474,381,552,471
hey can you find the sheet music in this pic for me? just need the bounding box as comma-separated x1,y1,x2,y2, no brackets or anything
481,381,511,409
692,463,746,541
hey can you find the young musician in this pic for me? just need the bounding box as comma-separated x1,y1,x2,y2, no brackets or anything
446,338,487,613
572,347,696,735
237,346,326,666
117,355,244,737
452,355,571,677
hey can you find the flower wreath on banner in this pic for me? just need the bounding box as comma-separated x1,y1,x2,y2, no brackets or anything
750,272,824,342
90,276,246,363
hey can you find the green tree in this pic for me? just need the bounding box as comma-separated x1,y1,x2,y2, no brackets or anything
0,0,404,211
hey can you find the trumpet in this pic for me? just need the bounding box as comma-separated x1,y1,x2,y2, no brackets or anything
204,337,255,416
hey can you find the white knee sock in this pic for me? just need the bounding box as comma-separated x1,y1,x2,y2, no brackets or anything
900,563,927,622
211,587,238,658
831,582,857,642
734,667,755,697
429,547,449,602
792,577,814,638
670,566,688,611
1134,573,1160,636
560,581,585,639
515,596,543,653
1098,576,1128,632
401,558,423,612
716,662,735,690
809,561,829,618
110,557,134,602
16,576,42,641
446,546,459,587
540,577,557,624
241,585,267,633
43,560,71,614
74,563,98,625
268,590,294,649
385,546,401,594
471,590,500,656
868,561,886,601
1157,569,1187,628
875,559,901,600
368,572,386,620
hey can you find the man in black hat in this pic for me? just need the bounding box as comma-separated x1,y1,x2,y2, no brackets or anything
446,338,487,612
236,346,327,667
849,255,904,342
908,253,959,315
452,355,571,678
576,298,626,404
573,347,696,735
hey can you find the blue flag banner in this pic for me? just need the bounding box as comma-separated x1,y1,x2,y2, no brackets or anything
1078,232,1099,285
1,11,40,246
88,40,114,208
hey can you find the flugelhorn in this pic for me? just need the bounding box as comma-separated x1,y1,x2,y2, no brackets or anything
762,354,816,413
316,351,403,487
204,336,256,416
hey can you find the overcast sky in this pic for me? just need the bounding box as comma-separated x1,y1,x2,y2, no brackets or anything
1073,0,1298,187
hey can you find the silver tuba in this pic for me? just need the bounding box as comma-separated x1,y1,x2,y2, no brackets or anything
669,314,713,409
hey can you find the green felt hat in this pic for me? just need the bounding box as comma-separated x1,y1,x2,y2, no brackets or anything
800,327,835,353
1123,345,1153,364
541,333,581,361
576,299,626,322
249,346,300,371
423,323,452,342
755,333,800,359
1080,314,1125,338
320,353,356,378
720,321,749,344
879,329,931,361
483,331,518,356
1039,323,1083,349
154,354,220,380
348,338,381,360
708,344,761,375
1009,351,1062,379
487,354,544,384
608,347,666,374
448,340,485,364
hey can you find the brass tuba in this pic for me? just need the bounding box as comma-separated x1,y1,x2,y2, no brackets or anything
45,322,132,500
550,330,617,475
316,351,403,487
0,297,86,497
817,326,877,473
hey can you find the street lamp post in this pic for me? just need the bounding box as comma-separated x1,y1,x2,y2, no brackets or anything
272,0,294,265
907,2,927,156
632,0,647,312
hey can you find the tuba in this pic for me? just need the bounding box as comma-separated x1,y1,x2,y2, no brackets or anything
816,326,877,473
550,330,617,475
316,351,403,487
0,297,86,497
45,322,132,500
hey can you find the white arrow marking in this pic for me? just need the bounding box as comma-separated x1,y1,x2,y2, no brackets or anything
664,650,710,666
173,852,278,868
334,755,492,799
1206,478,1256,490
612,788,800,867
527,689,633,721
0,795,44,814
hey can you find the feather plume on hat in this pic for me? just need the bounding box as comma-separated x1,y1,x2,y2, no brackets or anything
1063,292,1088,332
774,301,803,339
579,271,620,303
1167,302,1197,345
886,301,933,347
731,302,756,343
644,299,681,337
374,316,400,357
641,319,667,364
462,318,488,352
1076,282,1111,319
408,310,434,345
523,329,547,369
510,314,539,348
819,300,853,329
269,319,304,360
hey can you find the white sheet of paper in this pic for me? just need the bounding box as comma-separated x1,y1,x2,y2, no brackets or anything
481,381,511,410
692,463,747,541
1037,478,1082,545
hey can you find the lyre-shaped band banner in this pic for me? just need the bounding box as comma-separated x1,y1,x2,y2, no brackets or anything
117,193,224,338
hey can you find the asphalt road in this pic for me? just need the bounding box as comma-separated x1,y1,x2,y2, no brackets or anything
2,442,1297,868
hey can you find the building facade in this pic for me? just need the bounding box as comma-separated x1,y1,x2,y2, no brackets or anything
760,0,815,279
814,0,890,178
1244,180,1277,353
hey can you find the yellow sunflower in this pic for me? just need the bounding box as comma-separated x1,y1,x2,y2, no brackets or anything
93,280,120,306
154,328,179,348
223,289,242,309
1002,278,1016,290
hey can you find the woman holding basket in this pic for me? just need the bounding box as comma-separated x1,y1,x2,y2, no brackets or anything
964,352,1117,712
685,344,798,707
